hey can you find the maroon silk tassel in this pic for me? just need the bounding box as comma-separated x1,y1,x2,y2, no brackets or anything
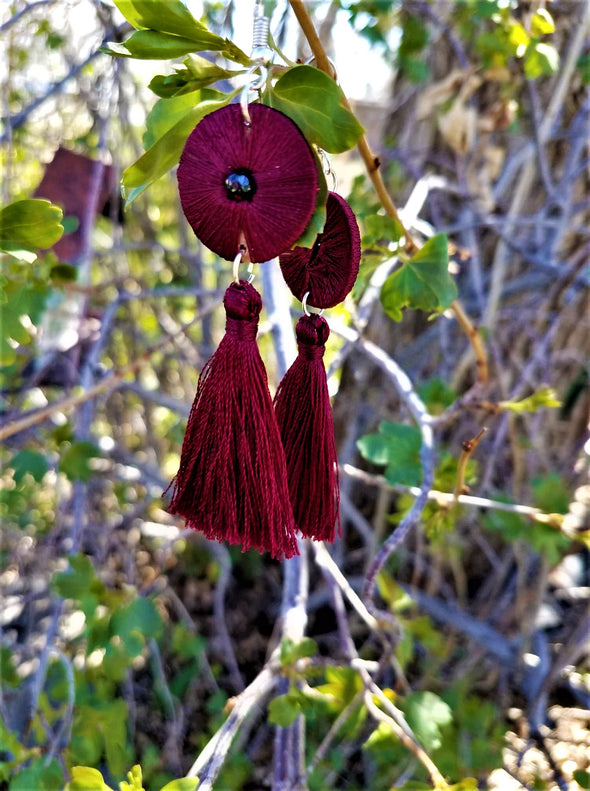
167,280,298,559
274,314,340,542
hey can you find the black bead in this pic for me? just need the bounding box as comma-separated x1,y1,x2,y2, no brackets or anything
225,169,256,202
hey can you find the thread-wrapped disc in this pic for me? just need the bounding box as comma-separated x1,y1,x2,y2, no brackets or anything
279,192,360,309
178,103,319,263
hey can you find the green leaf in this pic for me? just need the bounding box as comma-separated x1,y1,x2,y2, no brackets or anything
9,449,49,483
119,765,145,791
524,42,559,79
112,0,221,44
402,691,452,752
11,761,64,791
380,233,456,321
574,769,590,790
143,92,200,149
531,9,555,36
357,422,422,487
66,766,113,791
532,474,570,515
290,148,328,249
267,694,301,727
265,65,364,153
58,440,101,482
498,385,561,414
50,262,78,283
159,780,199,791
122,96,232,202
110,0,249,64
105,30,205,60
0,199,63,253
279,636,318,666
110,596,163,656
52,553,105,602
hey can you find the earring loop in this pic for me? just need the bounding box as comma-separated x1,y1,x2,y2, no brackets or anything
240,64,268,126
302,291,324,317
233,251,255,284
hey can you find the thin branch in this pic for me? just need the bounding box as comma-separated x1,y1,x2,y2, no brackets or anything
0,0,57,34
341,463,564,528
186,664,278,788
0,299,220,442
453,426,487,501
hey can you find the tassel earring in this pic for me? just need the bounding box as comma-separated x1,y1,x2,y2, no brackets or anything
274,312,339,542
166,98,322,557
276,191,361,543
167,273,298,559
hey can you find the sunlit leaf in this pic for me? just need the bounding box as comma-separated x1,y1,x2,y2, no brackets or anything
524,42,559,79
380,233,456,321
265,65,364,153
122,96,233,202
268,694,301,727
66,766,113,791
498,385,561,414
402,690,452,751
0,199,63,252
159,780,199,791
104,30,206,60
119,764,145,791
531,9,555,36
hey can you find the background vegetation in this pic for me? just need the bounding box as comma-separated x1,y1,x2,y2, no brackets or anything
1,1,588,790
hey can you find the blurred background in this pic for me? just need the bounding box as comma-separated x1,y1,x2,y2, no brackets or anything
1,1,588,789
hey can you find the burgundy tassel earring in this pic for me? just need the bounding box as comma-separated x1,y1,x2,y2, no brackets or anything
274,313,339,542
275,192,361,543
177,103,319,263
167,278,298,559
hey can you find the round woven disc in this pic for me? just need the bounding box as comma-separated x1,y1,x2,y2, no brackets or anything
279,192,361,309
177,103,319,263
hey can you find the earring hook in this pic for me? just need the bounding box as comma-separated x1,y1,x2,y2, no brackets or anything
302,291,324,317
233,250,255,284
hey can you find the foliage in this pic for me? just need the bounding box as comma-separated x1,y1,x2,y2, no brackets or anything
1,0,586,789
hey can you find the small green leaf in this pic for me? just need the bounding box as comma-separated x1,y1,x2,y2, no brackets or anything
66,766,113,791
524,42,559,79
119,764,145,791
143,92,200,149
159,780,199,791
110,596,163,656
0,199,63,252
268,694,301,727
11,761,64,791
265,65,364,153
50,262,78,282
58,440,101,482
498,385,561,414
531,9,555,36
112,0,220,44
105,30,205,60
9,449,49,483
402,690,452,752
577,53,590,85
380,233,456,321
574,769,590,789
122,96,232,202
279,636,317,665
357,422,422,487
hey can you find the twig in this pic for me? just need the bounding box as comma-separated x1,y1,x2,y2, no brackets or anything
341,464,565,529
208,543,245,693
0,0,57,33
0,299,220,442
186,664,278,789
287,0,488,385
313,542,379,632
453,427,487,502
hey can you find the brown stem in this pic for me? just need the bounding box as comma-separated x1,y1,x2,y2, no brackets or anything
287,0,488,385
453,427,488,502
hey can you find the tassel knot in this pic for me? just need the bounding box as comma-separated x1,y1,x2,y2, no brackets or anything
296,314,329,361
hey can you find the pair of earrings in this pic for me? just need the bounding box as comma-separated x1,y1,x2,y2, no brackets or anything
166,103,360,559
